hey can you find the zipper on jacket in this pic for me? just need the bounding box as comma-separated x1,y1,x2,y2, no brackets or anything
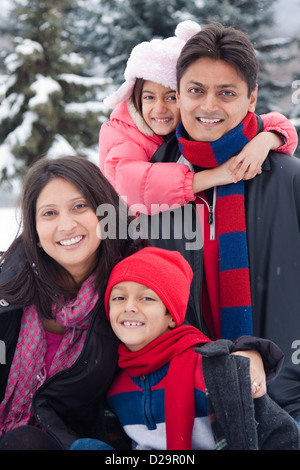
140,375,156,430
197,187,216,241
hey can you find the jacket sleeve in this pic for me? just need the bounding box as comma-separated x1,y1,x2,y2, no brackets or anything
231,335,284,383
197,340,300,450
260,111,298,155
99,122,195,214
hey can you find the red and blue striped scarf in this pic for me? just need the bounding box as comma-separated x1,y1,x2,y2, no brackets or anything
176,112,259,340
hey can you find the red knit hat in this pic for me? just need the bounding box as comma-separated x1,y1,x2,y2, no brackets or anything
104,247,193,326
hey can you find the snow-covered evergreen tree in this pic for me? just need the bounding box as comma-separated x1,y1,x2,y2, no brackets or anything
90,0,195,83
96,0,294,115
0,0,111,185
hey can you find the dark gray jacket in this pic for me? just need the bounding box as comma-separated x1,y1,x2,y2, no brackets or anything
198,340,300,450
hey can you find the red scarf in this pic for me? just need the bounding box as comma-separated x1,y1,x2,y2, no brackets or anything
118,325,210,450
176,113,259,340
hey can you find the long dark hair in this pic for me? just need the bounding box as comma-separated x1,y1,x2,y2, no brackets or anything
0,155,145,318
132,78,145,116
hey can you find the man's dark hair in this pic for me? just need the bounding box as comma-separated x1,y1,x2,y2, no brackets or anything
177,22,258,97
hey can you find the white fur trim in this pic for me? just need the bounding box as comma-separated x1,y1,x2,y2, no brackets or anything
126,99,154,136
104,78,136,109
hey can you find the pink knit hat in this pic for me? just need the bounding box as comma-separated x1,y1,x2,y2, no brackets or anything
104,20,201,109
104,247,193,326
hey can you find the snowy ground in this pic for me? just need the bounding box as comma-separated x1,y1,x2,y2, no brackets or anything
0,206,20,252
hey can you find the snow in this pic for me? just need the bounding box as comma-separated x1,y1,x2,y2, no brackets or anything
0,206,20,252
0,143,19,177
29,74,61,107
58,73,110,87
4,53,22,74
6,111,38,147
15,38,43,56
0,92,24,123
271,0,300,37
65,101,106,115
47,134,76,157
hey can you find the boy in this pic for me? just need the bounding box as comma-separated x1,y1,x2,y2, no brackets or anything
104,247,299,450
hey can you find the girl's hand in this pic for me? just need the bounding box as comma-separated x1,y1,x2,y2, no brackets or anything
228,132,283,182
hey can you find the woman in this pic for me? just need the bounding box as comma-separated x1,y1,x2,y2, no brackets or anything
0,155,140,449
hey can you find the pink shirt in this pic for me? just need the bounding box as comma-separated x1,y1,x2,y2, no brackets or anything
44,331,64,375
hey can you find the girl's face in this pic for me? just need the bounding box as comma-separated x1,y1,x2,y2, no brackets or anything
36,177,101,284
141,81,181,136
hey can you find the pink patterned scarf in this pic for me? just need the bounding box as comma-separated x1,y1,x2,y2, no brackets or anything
0,273,99,435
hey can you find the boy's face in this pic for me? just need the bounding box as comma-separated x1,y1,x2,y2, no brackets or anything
109,281,175,351
176,57,257,142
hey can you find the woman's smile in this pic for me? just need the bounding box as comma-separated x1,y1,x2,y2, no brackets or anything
36,178,101,283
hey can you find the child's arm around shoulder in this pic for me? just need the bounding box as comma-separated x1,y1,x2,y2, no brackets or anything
228,112,298,182
261,111,298,155
99,118,195,213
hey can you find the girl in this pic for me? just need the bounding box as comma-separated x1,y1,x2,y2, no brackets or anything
99,21,298,214
0,156,142,449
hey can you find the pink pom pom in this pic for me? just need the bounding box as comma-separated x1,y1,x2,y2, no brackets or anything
175,20,201,42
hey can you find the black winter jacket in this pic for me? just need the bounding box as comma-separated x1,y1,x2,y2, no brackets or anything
139,137,300,421
0,248,120,450
198,340,300,450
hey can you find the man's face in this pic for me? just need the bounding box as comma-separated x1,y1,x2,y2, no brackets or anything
176,57,257,142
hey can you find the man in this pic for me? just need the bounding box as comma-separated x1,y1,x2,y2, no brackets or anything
139,22,300,423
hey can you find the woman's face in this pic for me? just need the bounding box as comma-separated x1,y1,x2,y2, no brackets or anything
141,81,181,136
35,177,101,284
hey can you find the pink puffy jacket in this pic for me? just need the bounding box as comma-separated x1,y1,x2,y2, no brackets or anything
99,100,298,213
